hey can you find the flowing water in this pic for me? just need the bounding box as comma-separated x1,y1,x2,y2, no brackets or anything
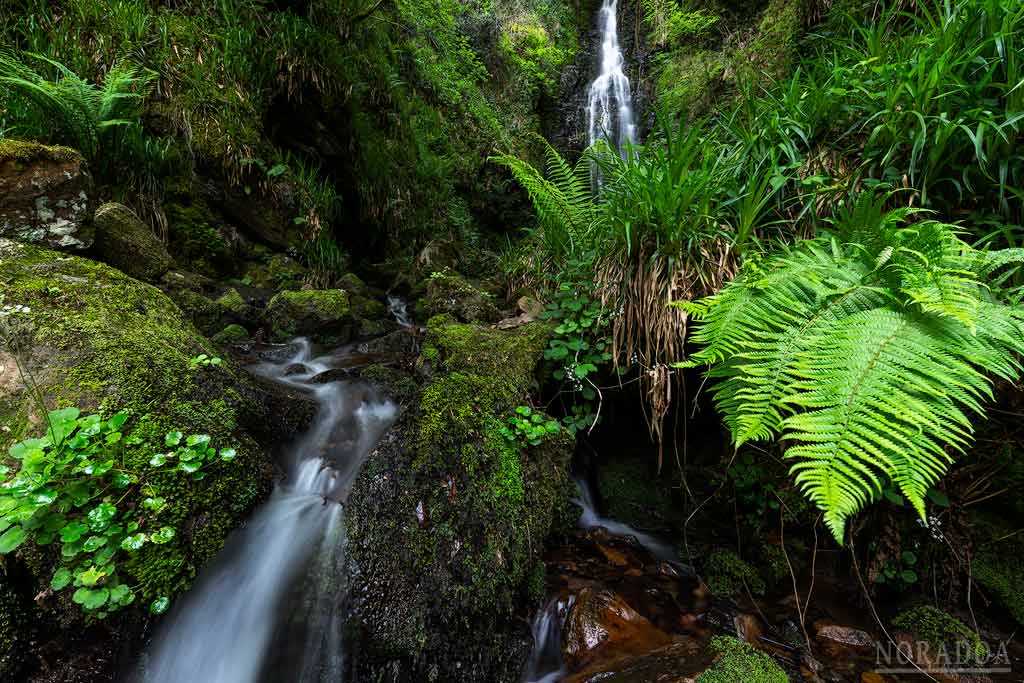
521,598,571,683
573,475,677,561
135,339,396,683
387,294,412,328
586,0,637,159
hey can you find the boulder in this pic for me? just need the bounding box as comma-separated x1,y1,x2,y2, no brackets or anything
345,314,573,683
262,289,352,343
92,202,173,282
0,140,93,250
423,271,501,323
211,324,250,346
562,587,673,671
566,638,712,683
0,239,294,676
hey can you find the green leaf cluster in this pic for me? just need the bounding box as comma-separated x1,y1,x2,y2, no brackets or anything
501,406,561,447
683,200,1024,541
1,407,235,617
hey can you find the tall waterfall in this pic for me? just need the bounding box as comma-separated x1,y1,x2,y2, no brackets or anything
586,0,637,158
134,340,396,683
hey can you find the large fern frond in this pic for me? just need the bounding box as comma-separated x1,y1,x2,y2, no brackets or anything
684,213,1024,541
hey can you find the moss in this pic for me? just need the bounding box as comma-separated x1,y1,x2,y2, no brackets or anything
165,200,234,278
973,548,1024,626
0,582,28,679
597,456,684,533
263,289,352,343
697,636,787,683
704,549,766,596
358,364,418,403
426,315,550,380
92,202,173,283
215,288,249,318
892,606,986,662
0,138,80,164
211,323,249,346
424,271,500,323
351,295,387,321
0,240,270,616
740,0,803,81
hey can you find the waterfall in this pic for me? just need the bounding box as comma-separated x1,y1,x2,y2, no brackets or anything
573,476,676,562
586,0,637,158
521,598,571,683
134,340,396,683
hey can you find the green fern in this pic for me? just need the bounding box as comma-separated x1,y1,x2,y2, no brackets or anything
490,139,599,258
682,204,1024,540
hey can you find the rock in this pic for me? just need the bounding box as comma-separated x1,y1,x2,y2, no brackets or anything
562,587,674,671
345,315,572,683
424,271,501,323
263,289,352,343
215,287,252,322
91,202,173,282
814,621,875,651
0,239,289,674
201,179,301,250
565,638,712,683
597,456,685,535
358,329,419,356
0,140,93,250
244,253,308,291
211,324,249,346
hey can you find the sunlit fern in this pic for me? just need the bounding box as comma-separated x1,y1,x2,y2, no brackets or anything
680,198,1024,541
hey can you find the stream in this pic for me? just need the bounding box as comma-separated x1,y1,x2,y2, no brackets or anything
133,340,396,683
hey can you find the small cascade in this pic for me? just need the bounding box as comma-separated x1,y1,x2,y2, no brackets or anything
573,475,677,562
387,294,412,328
134,340,396,683
586,0,637,160
522,598,571,683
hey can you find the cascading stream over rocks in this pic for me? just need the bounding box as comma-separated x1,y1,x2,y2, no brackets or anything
134,340,396,683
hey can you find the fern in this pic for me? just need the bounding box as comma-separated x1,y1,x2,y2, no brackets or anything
683,206,1024,540
491,139,600,258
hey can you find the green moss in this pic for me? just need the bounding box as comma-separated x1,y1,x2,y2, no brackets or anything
597,456,684,532
0,241,270,613
215,288,249,317
892,606,986,662
426,315,550,380
424,272,500,323
697,636,787,683
705,549,766,596
358,364,418,403
973,549,1024,626
165,201,234,278
0,138,80,164
263,289,352,343
211,323,250,346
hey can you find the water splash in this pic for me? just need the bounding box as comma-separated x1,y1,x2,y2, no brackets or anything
135,340,396,683
586,0,637,160
522,598,571,683
387,295,412,328
573,475,677,561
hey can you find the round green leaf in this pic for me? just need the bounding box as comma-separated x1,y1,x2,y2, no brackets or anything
82,588,109,610
219,448,237,462
50,567,73,591
0,526,27,554
150,596,170,614
150,527,175,544
120,533,146,552
165,431,183,447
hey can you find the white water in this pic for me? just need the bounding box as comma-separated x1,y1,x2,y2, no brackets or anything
136,340,396,683
387,294,412,328
586,0,637,159
573,475,677,563
521,598,571,683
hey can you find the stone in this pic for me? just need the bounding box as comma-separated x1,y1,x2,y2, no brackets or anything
423,271,501,323
211,324,249,346
91,202,173,282
566,638,712,683
0,140,93,250
814,621,875,651
262,289,352,343
562,587,674,671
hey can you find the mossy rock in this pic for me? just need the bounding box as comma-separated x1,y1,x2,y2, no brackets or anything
211,323,250,346
262,289,352,343
164,199,235,279
696,636,787,683
424,271,501,323
892,605,986,662
164,288,242,337
0,239,274,636
346,318,573,682
596,456,685,533
973,548,1024,626
244,253,308,291
704,549,765,596
91,202,173,282
0,139,94,251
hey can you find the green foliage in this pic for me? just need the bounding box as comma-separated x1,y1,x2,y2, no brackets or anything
682,202,1024,541
642,0,718,49
501,406,561,447
0,51,169,188
892,605,986,662
697,636,787,683
0,407,236,617
872,550,921,589
188,354,223,369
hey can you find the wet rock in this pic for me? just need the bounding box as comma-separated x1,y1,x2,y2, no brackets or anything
566,637,711,683
91,202,173,282
201,178,301,250
562,587,674,671
0,140,93,250
262,289,352,343
358,329,419,356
